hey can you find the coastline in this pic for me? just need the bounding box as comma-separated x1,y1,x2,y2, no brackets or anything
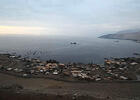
99,34,140,43
0,53,140,81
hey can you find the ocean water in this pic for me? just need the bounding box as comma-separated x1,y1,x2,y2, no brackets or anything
0,35,140,64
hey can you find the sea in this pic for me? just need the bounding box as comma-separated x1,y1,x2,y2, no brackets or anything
0,35,140,64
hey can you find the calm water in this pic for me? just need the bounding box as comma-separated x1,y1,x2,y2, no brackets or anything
0,35,140,64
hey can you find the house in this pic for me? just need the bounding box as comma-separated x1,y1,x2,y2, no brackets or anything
45,63,58,69
71,70,82,77
7,67,13,71
53,70,59,75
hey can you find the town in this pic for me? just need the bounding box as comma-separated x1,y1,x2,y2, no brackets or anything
0,54,140,82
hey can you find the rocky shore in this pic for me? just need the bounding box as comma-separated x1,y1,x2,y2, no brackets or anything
0,54,140,82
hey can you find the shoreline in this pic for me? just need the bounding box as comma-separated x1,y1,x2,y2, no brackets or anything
99,35,140,43
0,53,140,82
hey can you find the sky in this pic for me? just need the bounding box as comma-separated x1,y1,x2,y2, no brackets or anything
0,0,140,36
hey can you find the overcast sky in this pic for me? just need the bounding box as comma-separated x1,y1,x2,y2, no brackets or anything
0,0,140,36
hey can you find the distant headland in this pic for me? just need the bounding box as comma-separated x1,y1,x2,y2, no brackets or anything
99,29,140,42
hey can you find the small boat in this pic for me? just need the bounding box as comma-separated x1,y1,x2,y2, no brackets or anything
70,42,77,44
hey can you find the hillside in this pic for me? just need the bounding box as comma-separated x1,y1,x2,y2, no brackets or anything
99,30,140,41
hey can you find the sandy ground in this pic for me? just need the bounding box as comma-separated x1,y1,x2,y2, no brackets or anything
0,73,140,100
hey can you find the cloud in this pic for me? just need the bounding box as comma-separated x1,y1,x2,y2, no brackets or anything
0,0,140,36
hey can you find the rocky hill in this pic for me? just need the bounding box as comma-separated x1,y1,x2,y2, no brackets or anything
99,30,140,41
